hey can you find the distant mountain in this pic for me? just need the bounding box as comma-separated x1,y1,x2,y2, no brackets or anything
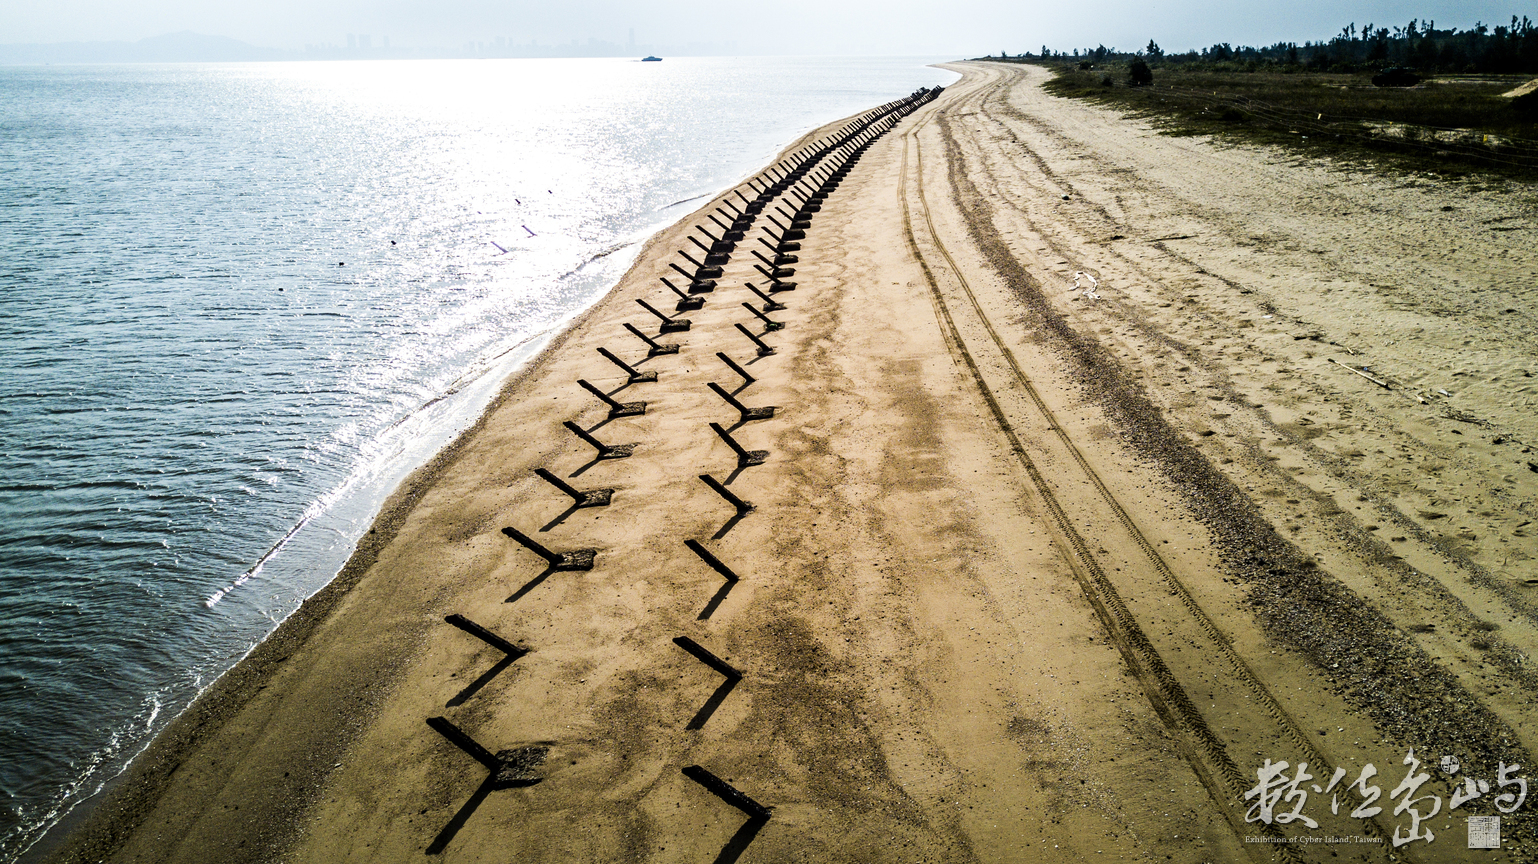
0,31,286,64
132,31,283,61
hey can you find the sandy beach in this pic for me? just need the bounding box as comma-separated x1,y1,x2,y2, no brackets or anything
45,62,1538,863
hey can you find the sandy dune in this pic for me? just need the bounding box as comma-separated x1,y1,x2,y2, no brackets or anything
47,62,1538,864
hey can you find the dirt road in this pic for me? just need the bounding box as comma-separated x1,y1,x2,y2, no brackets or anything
49,62,1537,864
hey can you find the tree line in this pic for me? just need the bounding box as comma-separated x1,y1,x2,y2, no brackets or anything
994,16,1538,75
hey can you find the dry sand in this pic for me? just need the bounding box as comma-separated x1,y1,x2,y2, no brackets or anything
45,62,1538,864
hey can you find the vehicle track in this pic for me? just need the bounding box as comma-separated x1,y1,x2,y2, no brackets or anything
913,61,1538,861
970,66,1538,626
943,65,1538,791
899,67,1410,862
941,77,1538,805
946,70,1538,705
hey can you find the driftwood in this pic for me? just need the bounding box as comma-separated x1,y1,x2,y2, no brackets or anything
1328,357,1390,389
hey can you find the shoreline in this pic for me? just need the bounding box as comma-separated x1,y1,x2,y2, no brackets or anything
33,99,917,864
42,60,1538,863
4,59,965,864
18,292,578,864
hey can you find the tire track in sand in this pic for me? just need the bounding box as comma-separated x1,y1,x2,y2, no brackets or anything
900,68,1422,862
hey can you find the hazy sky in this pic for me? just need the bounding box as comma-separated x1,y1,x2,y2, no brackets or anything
1,0,1528,53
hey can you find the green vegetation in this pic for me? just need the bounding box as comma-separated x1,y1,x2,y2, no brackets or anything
1127,57,1153,86
1034,63,1538,181
972,18,1538,179
988,16,1538,75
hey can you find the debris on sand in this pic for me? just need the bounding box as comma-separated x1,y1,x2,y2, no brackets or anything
1072,270,1101,300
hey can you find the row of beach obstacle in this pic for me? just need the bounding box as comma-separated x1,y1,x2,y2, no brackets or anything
419,83,943,858
663,87,944,294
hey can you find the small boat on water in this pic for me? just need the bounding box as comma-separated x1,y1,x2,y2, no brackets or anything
642,56,662,62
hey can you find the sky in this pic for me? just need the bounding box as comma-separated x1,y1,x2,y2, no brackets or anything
0,0,1530,54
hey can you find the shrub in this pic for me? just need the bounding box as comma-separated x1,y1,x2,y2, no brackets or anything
1128,58,1154,85
1372,67,1420,87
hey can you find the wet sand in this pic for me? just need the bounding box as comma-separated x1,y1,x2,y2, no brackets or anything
45,63,1538,863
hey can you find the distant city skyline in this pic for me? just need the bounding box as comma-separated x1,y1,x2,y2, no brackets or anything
0,0,1526,58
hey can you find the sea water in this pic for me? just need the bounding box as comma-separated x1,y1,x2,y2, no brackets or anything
0,55,956,860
